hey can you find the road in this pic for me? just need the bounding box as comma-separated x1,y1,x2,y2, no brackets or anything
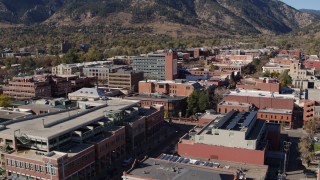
281,129,314,180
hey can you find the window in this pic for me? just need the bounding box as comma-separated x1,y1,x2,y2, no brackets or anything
16,160,20,167
35,165,40,172
6,159,11,166
186,87,190,90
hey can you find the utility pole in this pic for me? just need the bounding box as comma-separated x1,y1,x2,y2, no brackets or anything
283,141,291,177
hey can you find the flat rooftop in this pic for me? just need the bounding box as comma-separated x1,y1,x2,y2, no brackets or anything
211,111,257,131
125,158,235,180
9,143,92,161
0,110,32,122
224,90,295,99
199,113,223,121
155,155,269,180
125,94,187,101
218,101,251,107
0,98,139,140
141,79,198,85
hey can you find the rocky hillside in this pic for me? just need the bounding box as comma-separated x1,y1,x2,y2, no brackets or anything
300,9,320,17
0,0,318,35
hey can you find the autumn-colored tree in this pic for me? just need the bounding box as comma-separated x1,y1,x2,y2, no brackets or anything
298,136,314,166
0,95,12,107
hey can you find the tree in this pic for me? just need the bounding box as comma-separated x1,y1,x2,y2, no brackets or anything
208,64,217,70
304,118,320,134
62,49,79,64
186,90,212,117
198,91,209,112
298,136,314,166
81,48,104,62
270,72,280,78
186,90,200,117
262,71,271,77
0,95,12,107
279,70,292,87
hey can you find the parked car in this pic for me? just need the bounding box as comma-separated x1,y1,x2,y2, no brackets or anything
122,158,133,167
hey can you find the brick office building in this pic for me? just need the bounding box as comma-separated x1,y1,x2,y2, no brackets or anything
3,76,51,99
222,90,295,110
237,78,280,93
220,90,295,128
178,111,280,165
104,104,164,154
125,94,187,117
138,79,203,97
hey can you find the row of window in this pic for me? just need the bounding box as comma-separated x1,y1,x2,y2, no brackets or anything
99,133,125,153
6,159,56,175
258,114,290,120
66,153,94,170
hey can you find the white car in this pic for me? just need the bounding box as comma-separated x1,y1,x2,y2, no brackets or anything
313,137,319,142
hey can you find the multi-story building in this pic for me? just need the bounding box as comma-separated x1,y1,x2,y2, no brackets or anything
257,108,293,128
0,98,146,180
222,90,295,110
52,64,83,76
217,101,252,114
289,63,315,80
138,79,203,97
105,104,164,154
303,89,320,124
3,76,51,99
83,66,144,92
122,157,248,180
237,77,280,93
187,69,235,79
52,61,111,76
219,90,295,128
108,69,144,92
278,50,302,60
178,111,280,165
132,51,178,81
262,64,290,74
269,57,299,66
125,94,187,118
47,76,72,97
215,55,254,65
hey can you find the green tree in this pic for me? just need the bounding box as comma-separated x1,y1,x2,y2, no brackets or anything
186,90,200,117
0,95,12,107
62,49,79,64
270,72,280,78
279,70,292,87
198,91,209,112
81,48,104,62
186,90,212,117
262,71,271,77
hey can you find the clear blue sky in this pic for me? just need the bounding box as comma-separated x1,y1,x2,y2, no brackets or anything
281,0,320,10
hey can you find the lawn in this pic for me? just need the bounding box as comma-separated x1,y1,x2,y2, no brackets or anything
313,142,320,152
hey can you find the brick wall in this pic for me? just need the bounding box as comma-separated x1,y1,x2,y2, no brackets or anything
178,143,265,165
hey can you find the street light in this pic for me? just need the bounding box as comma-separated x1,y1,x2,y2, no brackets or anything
282,141,291,177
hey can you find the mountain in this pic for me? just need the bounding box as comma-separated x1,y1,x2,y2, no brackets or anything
300,9,320,17
0,0,318,35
